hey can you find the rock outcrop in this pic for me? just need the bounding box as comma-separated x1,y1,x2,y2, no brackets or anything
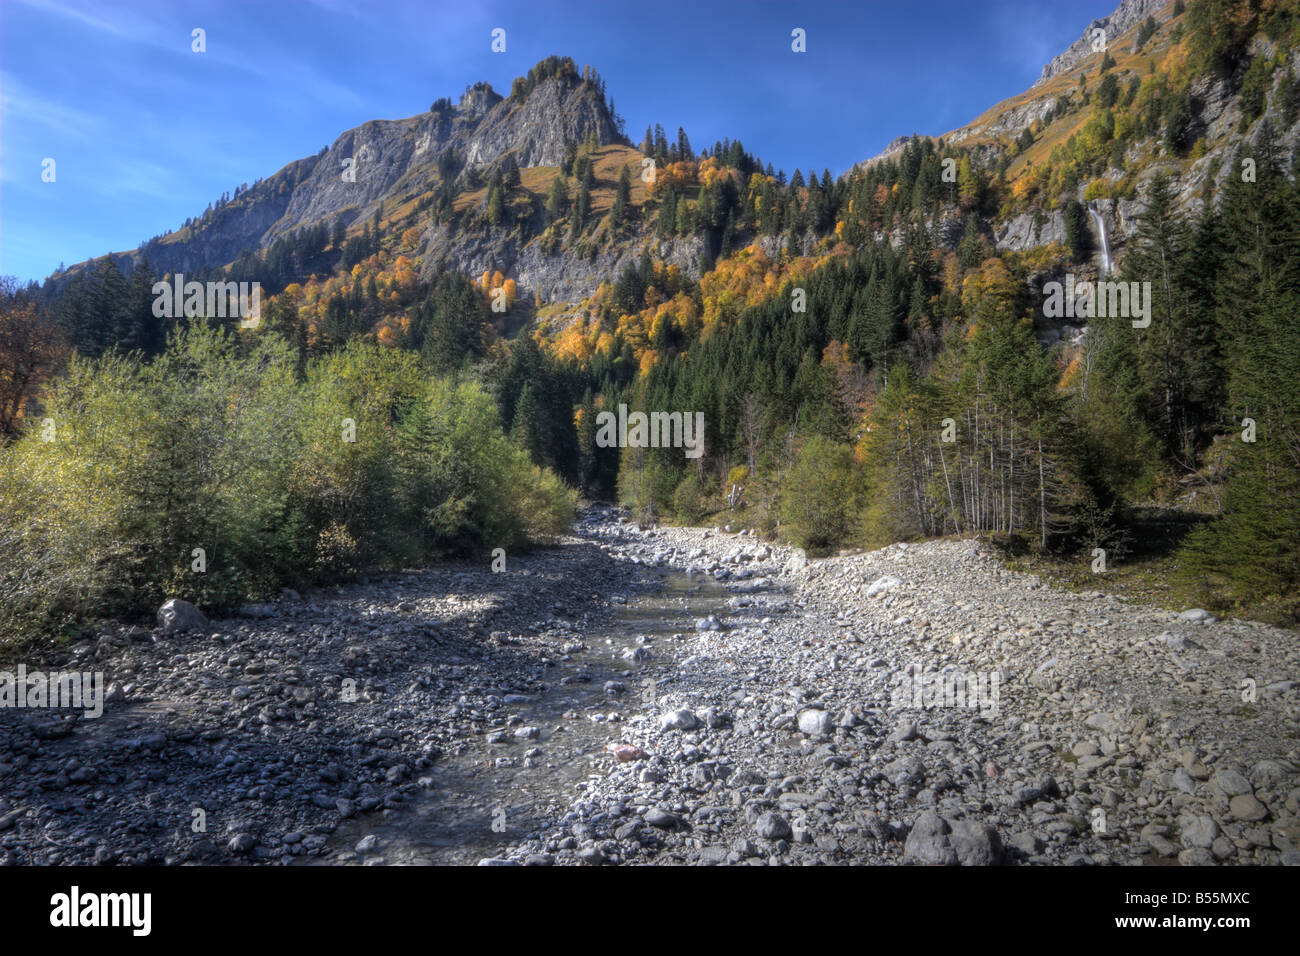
1037,0,1171,85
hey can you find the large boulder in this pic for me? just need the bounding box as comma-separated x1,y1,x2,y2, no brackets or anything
157,598,208,633
904,811,1002,865
903,812,958,865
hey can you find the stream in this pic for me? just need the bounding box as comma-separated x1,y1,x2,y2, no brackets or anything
306,569,731,865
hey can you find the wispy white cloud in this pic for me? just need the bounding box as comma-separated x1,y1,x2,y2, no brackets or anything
13,0,171,48
11,0,300,84
0,71,101,137
98,156,186,201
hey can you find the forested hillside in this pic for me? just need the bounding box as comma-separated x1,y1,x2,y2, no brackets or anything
4,0,1300,644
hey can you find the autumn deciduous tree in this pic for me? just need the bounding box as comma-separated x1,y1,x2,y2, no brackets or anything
0,278,66,439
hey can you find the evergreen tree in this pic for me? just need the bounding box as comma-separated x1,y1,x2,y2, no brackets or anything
510,384,544,464
571,178,591,236
501,154,521,191
545,174,569,223
610,163,632,232
417,273,492,371
1124,174,1200,460
1062,200,1092,262
487,183,504,226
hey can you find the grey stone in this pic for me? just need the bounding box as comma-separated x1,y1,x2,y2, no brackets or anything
157,598,208,633
887,721,918,744
1211,770,1253,798
658,708,698,732
644,808,680,829
903,811,957,865
227,833,257,853
1229,794,1268,821
884,755,927,788
1178,813,1218,849
864,575,903,598
797,709,835,736
1008,831,1042,856
355,834,379,853
754,812,792,841
949,819,1001,865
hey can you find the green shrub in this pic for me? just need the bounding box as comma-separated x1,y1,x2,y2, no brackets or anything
0,322,574,648
616,447,677,524
672,472,704,524
779,435,859,553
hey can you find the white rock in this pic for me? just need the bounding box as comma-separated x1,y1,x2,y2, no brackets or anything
864,575,903,598
797,709,834,736
658,708,698,732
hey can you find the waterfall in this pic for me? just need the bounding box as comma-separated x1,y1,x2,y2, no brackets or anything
1088,203,1111,276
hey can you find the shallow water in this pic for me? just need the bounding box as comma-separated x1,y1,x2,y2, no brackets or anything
306,569,730,865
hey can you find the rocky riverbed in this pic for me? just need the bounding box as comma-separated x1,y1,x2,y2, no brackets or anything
1,504,1297,866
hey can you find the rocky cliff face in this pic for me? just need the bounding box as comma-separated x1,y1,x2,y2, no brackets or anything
417,213,712,306
463,77,622,169
87,72,624,286
267,75,623,246
1037,0,1171,84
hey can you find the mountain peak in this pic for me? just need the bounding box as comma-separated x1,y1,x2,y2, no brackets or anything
1037,0,1173,84
458,81,503,116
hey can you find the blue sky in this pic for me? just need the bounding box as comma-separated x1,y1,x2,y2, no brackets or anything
0,0,1116,283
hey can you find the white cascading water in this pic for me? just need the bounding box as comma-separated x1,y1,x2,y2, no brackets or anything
1088,203,1111,276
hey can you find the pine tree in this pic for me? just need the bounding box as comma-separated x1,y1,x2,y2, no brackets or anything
571,179,591,237
1176,151,1300,618
501,154,521,191
510,384,544,465
958,216,985,269
1124,174,1199,460
545,174,569,223
487,183,504,226
123,260,164,355
610,163,632,231
676,126,692,161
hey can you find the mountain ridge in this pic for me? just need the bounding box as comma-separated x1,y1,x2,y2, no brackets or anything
40,1,1300,312
51,58,625,291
